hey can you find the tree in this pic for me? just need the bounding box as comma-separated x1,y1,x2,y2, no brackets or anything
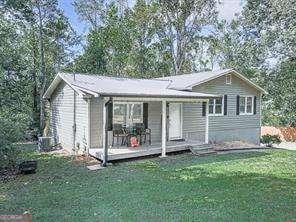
1,0,78,135
156,0,218,75
218,0,296,126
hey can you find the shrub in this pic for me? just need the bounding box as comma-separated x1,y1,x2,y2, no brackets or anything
260,134,281,147
0,112,27,171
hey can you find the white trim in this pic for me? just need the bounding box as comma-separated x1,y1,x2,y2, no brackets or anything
168,103,183,140
239,95,254,115
102,98,107,164
73,85,99,97
113,97,209,103
208,96,224,116
161,100,167,157
43,74,88,99
205,100,209,144
112,101,144,126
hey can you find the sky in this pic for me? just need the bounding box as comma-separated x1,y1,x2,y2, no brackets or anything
58,0,245,54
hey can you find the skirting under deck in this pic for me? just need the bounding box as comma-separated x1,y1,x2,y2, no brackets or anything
89,140,205,161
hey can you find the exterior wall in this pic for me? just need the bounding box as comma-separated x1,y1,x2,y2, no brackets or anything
192,74,261,144
90,97,103,148
50,81,88,152
148,101,162,142
182,102,205,142
147,101,205,143
75,94,88,152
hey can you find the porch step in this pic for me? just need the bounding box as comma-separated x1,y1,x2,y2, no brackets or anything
188,144,217,156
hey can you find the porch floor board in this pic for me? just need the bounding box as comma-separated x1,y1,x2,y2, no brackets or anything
89,140,205,161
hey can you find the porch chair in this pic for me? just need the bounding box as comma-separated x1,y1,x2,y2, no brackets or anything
133,123,151,145
112,124,128,147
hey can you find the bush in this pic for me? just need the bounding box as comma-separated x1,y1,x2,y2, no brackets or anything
0,112,27,171
0,143,19,170
260,134,281,147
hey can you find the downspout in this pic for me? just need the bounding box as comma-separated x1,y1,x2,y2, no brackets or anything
87,97,91,155
102,97,113,167
73,73,77,154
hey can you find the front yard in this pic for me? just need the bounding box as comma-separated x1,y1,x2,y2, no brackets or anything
1,145,296,221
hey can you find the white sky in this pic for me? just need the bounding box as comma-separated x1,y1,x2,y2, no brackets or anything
217,0,245,21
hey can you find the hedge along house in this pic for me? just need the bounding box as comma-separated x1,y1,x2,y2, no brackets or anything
43,69,265,164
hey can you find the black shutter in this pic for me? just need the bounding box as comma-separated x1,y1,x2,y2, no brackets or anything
143,103,148,128
253,96,257,115
202,102,207,116
107,101,113,130
224,95,228,115
236,95,240,115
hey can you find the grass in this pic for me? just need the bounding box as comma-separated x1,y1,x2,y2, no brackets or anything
0,144,296,222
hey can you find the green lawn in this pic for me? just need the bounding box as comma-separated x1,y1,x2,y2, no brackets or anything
1,145,296,222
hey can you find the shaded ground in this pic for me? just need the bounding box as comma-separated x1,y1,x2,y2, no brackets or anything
274,142,296,150
0,144,295,221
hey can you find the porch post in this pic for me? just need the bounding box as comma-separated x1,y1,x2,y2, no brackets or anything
161,100,167,157
102,99,107,166
205,99,209,144
102,97,112,166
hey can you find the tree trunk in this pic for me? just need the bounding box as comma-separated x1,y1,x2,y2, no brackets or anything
31,28,39,131
37,0,46,135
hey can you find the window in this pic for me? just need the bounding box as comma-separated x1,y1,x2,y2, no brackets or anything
226,74,232,84
113,102,143,126
239,96,253,114
209,97,223,115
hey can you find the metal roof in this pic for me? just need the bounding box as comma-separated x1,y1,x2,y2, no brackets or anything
43,69,265,99
43,73,219,99
157,68,266,93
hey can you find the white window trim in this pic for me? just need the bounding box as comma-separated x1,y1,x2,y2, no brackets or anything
226,74,232,85
113,101,144,125
208,96,224,116
239,95,254,115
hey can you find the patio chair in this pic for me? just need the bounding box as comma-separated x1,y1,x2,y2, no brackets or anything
112,124,128,146
133,123,151,145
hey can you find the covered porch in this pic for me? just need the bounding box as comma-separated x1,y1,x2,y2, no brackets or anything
89,140,204,161
88,95,213,164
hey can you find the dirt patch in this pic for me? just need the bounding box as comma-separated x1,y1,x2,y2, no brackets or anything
72,155,100,165
213,141,260,151
42,148,70,156
261,126,296,142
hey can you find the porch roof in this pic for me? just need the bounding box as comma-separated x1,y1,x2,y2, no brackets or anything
44,73,219,99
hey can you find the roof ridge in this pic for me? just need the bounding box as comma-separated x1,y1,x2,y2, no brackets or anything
59,72,174,83
157,68,233,79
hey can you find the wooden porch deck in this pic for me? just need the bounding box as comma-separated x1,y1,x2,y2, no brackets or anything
89,140,205,161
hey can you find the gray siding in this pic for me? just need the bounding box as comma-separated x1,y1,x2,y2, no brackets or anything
50,81,88,152
193,74,261,144
90,97,103,148
75,94,88,152
147,101,205,143
148,101,162,142
182,102,205,142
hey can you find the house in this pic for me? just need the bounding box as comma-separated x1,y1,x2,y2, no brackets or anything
43,69,265,164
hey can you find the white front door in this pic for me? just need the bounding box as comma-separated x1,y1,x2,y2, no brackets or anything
169,103,182,140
